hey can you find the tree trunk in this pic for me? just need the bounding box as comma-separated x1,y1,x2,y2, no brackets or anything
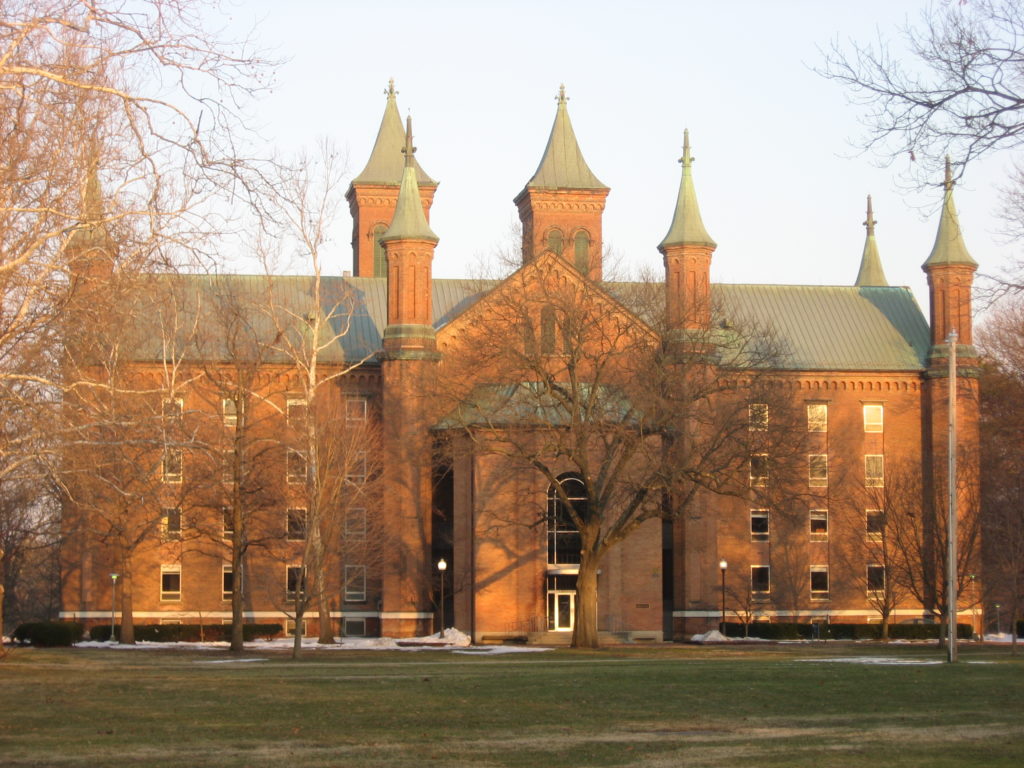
880,612,890,642
291,594,304,660
119,569,135,645
229,542,244,653
571,556,600,649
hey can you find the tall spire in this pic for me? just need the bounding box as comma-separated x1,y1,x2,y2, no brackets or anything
923,157,977,269
855,195,888,286
67,147,113,255
351,79,435,186
525,84,606,190
381,116,438,244
658,130,716,251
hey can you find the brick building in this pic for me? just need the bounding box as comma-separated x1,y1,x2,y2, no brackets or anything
60,83,980,643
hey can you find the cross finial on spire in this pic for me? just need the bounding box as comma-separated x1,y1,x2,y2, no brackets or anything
557,83,568,105
401,114,416,168
679,129,693,169
863,195,876,236
944,155,953,192
385,78,397,100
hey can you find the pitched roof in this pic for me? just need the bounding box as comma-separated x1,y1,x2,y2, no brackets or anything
523,86,607,191
854,195,888,287
659,130,716,250
923,158,977,269
350,80,436,188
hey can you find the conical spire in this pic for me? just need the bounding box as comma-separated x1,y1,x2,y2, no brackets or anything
659,130,716,250
525,85,607,190
923,157,977,269
381,116,438,243
855,195,888,286
351,79,435,186
67,149,113,253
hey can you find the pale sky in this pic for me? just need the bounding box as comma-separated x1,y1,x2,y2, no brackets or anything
219,0,1017,310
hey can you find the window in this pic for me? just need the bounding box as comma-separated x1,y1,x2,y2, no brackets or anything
162,447,183,483
546,228,563,256
222,448,234,484
808,454,828,487
344,565,366,602
750,565,770,596
863,404,884,433
160,508,182,541
286,619,307,637
810,566,829,600
160,565,181,601
372,224,387,277
540,306,557,354
750,510,769,542
286,508,307,541
548,474,585,566
346,397,367,421
346,507,367,540
574,230,590,272
287,449,307,484
807,402,827,432
749,454,769,486
343,618,366,637
163,397,183,422
221,507,234,540
222,564,233,601
346,452,367,484
287,398,307,430
809,510,828,542
222,398,237,428
865,509,885,541
286,566,305,599
867,564,886,594
748,403,768,431
865,455,884,487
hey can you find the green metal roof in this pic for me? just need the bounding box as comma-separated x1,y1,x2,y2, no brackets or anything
380,117,438,244
854,196,888,287
923,159,977,269
523,85,607,191
658,130,716,251
349,80,436,188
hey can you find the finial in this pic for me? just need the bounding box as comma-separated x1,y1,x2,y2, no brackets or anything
401,114,416,168
557,83,568,105
863,195,876,236
385,78,397,99
678,129,693,169
944,155,953,191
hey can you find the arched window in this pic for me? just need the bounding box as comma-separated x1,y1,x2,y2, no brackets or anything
372,224,387,277
573,230,590,272
547,473,586,565
546,228,564,256
540,306,557,354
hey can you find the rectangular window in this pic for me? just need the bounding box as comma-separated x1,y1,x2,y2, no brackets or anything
162,447,183,483
344,565,366,603
287,449,306,484
222,398,237,428
749,454,769,486
163,397,183,422
863,404,884,433
346,451,367,484
221,507,234,540
751,565,770,596
810,566,829,600
343,618,366,637
286,565,305,599
807,403,827,432
160,508,182,541
810,510,828,542
160,565,181,601
808,454,828,487
222,564,233,601
750,510,770,542
286,508,307,541
222,448,234,484
286,398,307,429
346,397,367,422
345,507,367,540
285,619,307,637
748,403,768,431
865,509,885,540
867,564,886,594
865,455,884,487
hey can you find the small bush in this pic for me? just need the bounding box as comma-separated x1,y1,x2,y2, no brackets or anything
89,622,282,642
13,621,83,647
721,621,971,641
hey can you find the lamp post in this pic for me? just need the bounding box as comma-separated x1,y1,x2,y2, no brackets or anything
995,603,1002,636
109,573,119,643
719,559,728,635
437,558,447,637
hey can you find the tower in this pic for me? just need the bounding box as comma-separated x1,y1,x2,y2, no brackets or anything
854,195,888,287
346,80,437,277
378,116,440,637
513,85,609,280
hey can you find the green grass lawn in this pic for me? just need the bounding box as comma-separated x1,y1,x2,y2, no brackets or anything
1,642,1021,767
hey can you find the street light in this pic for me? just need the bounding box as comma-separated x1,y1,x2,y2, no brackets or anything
437,558,447,637
995,603,1002,636
109,573,119,643
719,560,728,635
